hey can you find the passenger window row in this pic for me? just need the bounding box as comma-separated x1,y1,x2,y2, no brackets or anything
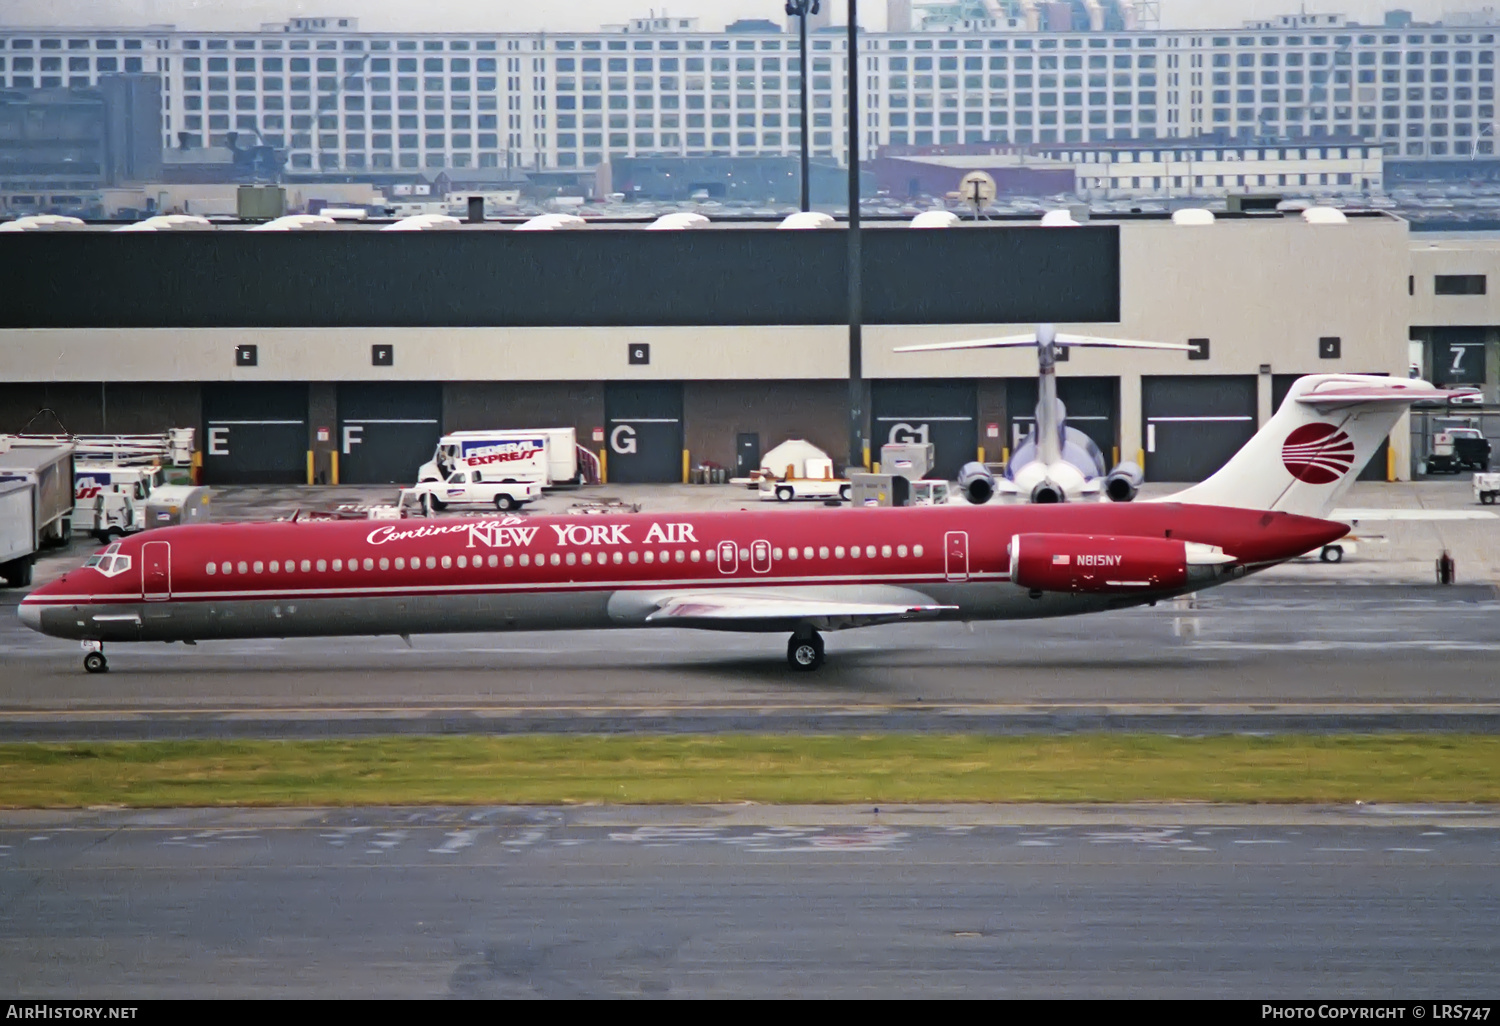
202,542,926,577
776,543,921,560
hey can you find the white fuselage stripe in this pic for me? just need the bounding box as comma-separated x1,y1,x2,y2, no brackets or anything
24,570,1011,605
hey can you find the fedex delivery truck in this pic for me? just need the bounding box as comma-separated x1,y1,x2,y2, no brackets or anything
417,429,580,487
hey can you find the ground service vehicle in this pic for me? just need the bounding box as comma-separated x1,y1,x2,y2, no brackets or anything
0,480,38,587
1474,472,1500,504
1424,429,1491,474
0,440,75,546
401,468,543,512
74,462,165,539
759,457,852,502
419,429,579,486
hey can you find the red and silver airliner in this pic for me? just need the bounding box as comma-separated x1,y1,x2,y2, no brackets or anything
18,375,1443,673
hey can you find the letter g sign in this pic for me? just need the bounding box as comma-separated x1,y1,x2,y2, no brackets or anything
610,424,638,455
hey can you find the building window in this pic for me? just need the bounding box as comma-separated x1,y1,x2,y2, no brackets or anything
1435,274,1487,295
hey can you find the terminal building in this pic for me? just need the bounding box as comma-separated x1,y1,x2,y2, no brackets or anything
7,207,1498,487
0,6,1495,181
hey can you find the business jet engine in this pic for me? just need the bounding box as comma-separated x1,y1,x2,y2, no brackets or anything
956,461,996,504
1103,461,1145,503
1009,533,1236,595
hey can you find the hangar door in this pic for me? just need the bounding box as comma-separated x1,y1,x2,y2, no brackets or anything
202,383,308,485
337,383,442,484
1429,327,1487,387
605,382,684,483
871,380,977,481
1006,376,1119,466
1274,374,1388,482
1142,375,1258,483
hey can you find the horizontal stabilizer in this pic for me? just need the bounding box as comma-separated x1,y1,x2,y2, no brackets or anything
1331,508,1499,522
1296,381,1462,409
893,335,1037,353
895,333,1195,354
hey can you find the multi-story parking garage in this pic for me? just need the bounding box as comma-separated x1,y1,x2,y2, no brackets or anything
9,206,1485,486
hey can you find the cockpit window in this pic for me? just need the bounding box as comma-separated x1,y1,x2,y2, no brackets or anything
105,542,122,555
89,554,132,576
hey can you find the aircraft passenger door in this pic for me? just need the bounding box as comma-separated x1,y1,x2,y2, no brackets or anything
717,540,739,574
944,531,969,582
750,539,772,574
141,541,171,601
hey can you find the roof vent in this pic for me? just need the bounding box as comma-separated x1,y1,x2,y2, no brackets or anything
1171,208,1216,226
515,213,587,231
778,211,835,230
1227,193,1284,214
909,210,961,229
0,214,86,232
1301,206,1348,225
646,212,710,230
379,214,462,232
112,214,212,232
247,214,336,232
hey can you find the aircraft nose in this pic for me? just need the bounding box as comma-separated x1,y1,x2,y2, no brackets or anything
17,598,42,633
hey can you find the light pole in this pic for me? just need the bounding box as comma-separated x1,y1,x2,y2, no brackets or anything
783,1,819,211
845,0,862,471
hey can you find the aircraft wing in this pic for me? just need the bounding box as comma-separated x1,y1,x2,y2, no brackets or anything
644,593,958,631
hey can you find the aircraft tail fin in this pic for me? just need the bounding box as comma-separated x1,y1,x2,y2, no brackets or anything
1167,375,1448,519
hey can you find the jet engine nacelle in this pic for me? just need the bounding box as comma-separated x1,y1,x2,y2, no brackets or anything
1103,461,1145,503
1009,532,1190,594
1030,481,1065,504
956,461,995,505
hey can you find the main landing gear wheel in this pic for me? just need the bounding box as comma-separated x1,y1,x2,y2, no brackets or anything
787,631,825,671
83,651,108,674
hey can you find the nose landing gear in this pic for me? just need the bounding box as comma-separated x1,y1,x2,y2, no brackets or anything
82,641,108,674
786,630,824,671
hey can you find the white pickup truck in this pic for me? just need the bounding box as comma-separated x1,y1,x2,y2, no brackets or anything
400,468,542,512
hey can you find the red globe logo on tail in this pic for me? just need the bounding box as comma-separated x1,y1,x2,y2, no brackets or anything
1281,423,1356,485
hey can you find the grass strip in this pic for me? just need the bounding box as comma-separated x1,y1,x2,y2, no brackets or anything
1,734,1498,809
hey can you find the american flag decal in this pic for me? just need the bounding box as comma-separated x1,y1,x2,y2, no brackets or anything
1053,554,1070,565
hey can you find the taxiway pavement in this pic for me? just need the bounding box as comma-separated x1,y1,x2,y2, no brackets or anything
1,803,1494,998
1,584,1497,739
